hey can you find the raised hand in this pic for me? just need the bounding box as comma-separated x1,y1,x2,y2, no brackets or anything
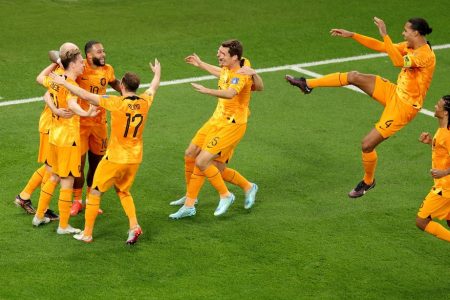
150,58,161,74
418,132,432,145
185,53,202,67
191,82,208,94
373,17,387,37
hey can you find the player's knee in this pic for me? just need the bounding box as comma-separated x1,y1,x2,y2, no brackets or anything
361,140,375,152
195,155,212,170
116,190,130,199
185,145,199,158
416,216,429,231
346,71,360,84
213,161,226,172
50,174,60,184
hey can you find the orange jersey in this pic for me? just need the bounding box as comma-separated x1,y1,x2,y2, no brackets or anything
209,66,253,125
39,67,65,133
99,93,153,164
76,60,116,126
390,41,435,108
43,76,80,147
352,33,435,108
431,128,450,190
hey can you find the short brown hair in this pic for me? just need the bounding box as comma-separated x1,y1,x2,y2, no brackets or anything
221,39,243,60
121,72,140,92
60,49,81,69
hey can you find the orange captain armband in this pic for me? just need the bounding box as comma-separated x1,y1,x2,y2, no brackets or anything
403,55,413,68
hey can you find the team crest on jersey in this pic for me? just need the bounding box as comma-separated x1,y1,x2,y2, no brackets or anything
231,77,239,84
403,55,412,67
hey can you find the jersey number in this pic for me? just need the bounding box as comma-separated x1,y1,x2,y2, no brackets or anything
90,86,99,94
50,93,60,120
124,113,143,138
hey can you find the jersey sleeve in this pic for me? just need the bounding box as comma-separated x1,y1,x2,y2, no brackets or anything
42,76,52,89
403,47,434,68
107,65,116,83
383,35,409,67
228,74,249,94
99,95,122,111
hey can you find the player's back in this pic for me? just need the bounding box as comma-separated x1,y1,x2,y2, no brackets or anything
99,94,153,164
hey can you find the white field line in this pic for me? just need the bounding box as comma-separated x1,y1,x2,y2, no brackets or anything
1,43,449,108
290,66,435,117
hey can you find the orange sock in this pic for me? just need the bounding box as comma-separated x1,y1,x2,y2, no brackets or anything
362,150,377,185
36,179,58,219
58,188,73,228
119,193,138,229
186,166,206,206
73,188,83,202
425,221,450,242
20,165,46,199
221,168,252,192
84,193,100,237
307,72,348,88
184,156,196,187
202,164,229,197
41,168,51,187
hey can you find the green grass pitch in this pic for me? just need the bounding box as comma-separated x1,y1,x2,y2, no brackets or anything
1,0,450,299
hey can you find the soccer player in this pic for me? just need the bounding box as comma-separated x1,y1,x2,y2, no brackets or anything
15,43,78,220
169,57,263,211
170,40,261,219
285,17,435,198
33,48,99,235
51,59,161,244
70,40,121,216
416,96,450,242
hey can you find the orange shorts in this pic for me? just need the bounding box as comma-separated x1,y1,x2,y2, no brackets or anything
47,143,81,177
202,123,247,163
38,132,50,164
92,159,140,193
80,124,108,156
417,188,450,220
191,120,212,148
372,76,419,138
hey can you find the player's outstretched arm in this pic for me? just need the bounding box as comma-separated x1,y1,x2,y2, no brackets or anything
185,53,221,77
50,73,101,106
67,98,99,117
237,66,264,91
191,83,237,99
109,79,122,94
36,63,58,86
145,59,161,96
330,28,354,38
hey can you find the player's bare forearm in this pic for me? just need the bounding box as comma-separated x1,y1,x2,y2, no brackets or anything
199,61,221,77
430,168,450,179
185,53,221,77
145,59,161,96
50,73,101,105
36,63,58,85
191,83,236,99
109,79,121,93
